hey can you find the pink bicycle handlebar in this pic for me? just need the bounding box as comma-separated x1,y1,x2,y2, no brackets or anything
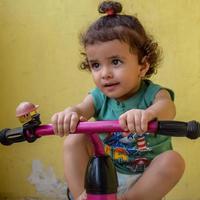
34,120,158,137
0,120,199,146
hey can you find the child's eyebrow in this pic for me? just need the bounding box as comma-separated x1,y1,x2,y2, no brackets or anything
88,55,125,63
107,55,125,60
88,59,99,63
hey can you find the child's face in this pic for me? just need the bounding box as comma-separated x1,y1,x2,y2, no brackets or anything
86,40,149,101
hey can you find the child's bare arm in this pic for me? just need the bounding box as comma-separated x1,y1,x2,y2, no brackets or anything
146,89,176,120
119,89,176,134
51,94,95,136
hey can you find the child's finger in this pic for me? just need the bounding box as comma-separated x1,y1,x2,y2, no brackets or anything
51,114,58,134
119,114,129,132
63,115,70,135
134,112,143,133
70,112,79,133
51,113,58,135
141,115,148,132
57,113,65,136
126,114,136,133
80,116,87,122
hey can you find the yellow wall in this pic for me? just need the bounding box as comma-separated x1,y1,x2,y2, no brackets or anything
0,0,200,199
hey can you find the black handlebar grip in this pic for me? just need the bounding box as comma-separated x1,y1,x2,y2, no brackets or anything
156,120,200,139
0,129,13,145
187,121,200,139
0,127,25,145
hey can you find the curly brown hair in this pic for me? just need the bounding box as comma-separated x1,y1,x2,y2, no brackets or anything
79,1,162,78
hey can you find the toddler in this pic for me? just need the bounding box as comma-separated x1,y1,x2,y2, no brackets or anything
51,1,185,200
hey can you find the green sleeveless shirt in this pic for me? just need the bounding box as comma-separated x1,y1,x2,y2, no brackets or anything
90,80,174,174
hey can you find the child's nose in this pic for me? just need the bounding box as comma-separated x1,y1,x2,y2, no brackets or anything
101,67,113,79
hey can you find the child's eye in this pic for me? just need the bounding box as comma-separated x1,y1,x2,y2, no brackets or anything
90,63,100,70
112,59,122,66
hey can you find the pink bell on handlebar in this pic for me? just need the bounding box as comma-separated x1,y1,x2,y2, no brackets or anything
16,102,39,124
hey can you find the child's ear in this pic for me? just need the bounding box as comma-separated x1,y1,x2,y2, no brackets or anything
140,56,150,78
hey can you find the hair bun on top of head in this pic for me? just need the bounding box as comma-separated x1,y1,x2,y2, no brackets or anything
98,1,122,16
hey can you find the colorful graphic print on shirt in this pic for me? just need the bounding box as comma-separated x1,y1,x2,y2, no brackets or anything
104,132,152,173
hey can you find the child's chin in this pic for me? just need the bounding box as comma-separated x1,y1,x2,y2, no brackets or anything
106,93,121,100
102,90,123,100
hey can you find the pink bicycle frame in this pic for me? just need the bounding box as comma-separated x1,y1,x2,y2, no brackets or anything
30,120,158,200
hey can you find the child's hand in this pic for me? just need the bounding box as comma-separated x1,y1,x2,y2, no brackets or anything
51,108,84,137
119,109,155,135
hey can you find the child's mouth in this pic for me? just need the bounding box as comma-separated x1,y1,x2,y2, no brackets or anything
104,82,120,87
104,82,120,91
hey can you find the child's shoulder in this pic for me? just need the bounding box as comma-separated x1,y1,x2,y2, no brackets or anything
143,79,175,102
